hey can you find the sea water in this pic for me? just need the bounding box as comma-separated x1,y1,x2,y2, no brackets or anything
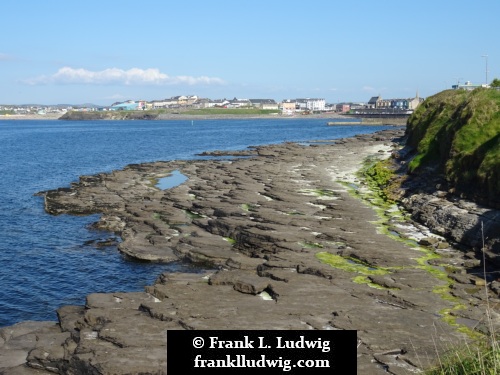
0,118,392,327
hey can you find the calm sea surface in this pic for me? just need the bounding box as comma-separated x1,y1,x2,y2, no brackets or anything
0,118,392,327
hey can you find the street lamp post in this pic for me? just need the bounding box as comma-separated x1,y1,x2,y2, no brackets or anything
482,54,489,86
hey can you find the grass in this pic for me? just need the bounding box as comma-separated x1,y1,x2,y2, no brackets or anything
426,343,500,375
424,223,500,374
406,89,500,204
182,108,280,116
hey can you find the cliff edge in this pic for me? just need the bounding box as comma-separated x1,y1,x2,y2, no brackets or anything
405,88,500,208
382,89,500,266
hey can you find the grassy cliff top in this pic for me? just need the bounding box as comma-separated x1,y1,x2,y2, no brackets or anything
406,88,500,207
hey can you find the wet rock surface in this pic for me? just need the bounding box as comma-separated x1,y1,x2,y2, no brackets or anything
2,129,500,374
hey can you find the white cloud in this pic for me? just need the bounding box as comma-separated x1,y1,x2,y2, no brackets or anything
25,67,226,86
362,86,375,92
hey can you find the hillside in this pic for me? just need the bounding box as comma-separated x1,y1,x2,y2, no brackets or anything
405,88,500,208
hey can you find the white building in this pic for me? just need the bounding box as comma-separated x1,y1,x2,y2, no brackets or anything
452,81,489,91
284,98,326,112
227,98,251,108
206,99,230,108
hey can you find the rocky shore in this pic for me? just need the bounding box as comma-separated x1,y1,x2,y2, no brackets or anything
59,111,344,121
1,129,499,374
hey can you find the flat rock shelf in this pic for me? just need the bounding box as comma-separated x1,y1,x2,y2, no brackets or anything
1,129,498,375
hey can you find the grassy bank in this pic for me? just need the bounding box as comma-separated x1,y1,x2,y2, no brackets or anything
362,97,500,372
406,88,500,207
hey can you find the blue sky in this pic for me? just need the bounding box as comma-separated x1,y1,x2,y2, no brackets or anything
1,0,498,105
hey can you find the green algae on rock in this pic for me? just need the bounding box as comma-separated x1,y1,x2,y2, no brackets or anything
316,252,391,276
334,148,484,338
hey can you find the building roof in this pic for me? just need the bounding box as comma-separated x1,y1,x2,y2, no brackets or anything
249,99,277,104
230,98,251,103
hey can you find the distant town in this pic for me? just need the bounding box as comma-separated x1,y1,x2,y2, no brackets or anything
2,79,499,118
0,93,427,118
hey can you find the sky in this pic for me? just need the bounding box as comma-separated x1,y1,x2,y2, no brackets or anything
1,0,498,105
